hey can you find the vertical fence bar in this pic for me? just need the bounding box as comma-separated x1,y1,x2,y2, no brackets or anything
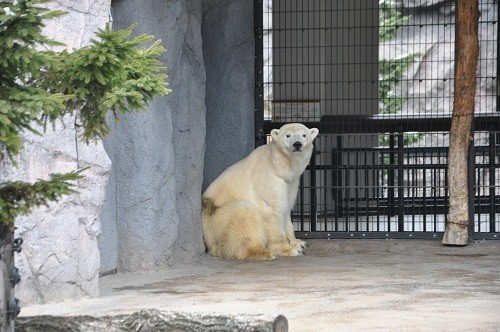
397,128,405,231
423,147,428,231
497,1,500,121
488,125,496,232
388,133,396,224
444,147,449,226
468,124,476,240
333,135,343,221
254,0,265,147
310,142,317,231
299,175,305,231
496,2,499,233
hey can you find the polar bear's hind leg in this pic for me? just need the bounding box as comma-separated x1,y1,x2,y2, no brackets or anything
216,201,275,260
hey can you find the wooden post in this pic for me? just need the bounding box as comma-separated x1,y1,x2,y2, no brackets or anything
442,0,480,245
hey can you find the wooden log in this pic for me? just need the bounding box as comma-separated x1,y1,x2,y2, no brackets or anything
16,309,288,332
442,0,480,245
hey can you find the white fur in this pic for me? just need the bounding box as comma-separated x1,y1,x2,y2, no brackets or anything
201,123,319,260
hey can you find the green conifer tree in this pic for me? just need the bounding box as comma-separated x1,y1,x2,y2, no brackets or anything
0,0,171,232
1,1,171,328
379,0,422,145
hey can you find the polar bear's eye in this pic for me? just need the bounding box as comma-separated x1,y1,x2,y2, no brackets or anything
286,134,291,138
302,134,306,137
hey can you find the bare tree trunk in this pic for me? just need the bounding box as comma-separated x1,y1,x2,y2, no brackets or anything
0,227,15,332
442,0,480,245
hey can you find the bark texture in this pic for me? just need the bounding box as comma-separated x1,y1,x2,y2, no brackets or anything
0,228,15,332
16,309,288,332
442,0,480,245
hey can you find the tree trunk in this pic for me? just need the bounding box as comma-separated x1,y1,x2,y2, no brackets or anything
0,227,15,332
442,0,480,245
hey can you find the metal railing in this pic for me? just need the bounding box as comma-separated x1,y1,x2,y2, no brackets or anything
267,114,500,240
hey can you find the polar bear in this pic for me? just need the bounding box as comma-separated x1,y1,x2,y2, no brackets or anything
201,123,319,260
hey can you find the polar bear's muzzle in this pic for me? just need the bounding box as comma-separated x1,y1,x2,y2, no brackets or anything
293,141,303,152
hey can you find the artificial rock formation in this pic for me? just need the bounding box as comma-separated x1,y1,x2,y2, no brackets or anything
101,0,207,272
100,0,255,273
2,1,112,304
201,0,256,190
3,0,254,307
11,125,111,303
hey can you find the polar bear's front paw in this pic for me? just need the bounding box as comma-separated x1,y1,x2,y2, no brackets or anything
278,247,304,257
288,245,305,256
269,243,304,257
295,247,305,256
290,239,307,251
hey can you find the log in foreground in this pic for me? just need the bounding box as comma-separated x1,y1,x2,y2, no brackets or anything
16,309,288,332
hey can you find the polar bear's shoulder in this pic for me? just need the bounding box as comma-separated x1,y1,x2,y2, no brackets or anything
204,144,272,196
222,144,271,176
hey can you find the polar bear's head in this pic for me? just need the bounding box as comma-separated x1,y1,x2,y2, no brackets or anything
271,123,319,155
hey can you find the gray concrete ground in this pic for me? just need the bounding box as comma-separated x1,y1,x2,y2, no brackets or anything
21,240,500,331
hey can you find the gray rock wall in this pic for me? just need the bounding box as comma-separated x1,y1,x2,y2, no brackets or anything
99,0,256,272
3,0,255,304
3,1,113,305
12,126,110,303
201,0,256,191
103,0,206,272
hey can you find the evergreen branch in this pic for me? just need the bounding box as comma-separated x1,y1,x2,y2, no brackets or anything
0,170,83,229
0,0,170,229
51,23,172,143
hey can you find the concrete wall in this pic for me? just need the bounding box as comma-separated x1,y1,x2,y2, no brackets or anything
270,0,378,118
201,0,256,191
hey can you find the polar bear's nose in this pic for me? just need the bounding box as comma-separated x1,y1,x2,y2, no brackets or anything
293,141,302,150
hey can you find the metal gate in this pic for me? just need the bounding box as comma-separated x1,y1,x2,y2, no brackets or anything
254,0,500,240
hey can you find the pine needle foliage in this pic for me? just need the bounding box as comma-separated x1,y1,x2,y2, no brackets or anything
0,171,83,229
0,0,68,160
0,0,171,230
47,24,171,142
378,0,422,146
379,0,408,43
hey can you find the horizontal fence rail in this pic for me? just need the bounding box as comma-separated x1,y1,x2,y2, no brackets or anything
269,116,500,240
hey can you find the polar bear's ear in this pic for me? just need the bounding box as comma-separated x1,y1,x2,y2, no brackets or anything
310,128,319,140
271,129,280,141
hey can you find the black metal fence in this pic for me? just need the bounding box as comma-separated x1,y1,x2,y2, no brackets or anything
255,0,499,240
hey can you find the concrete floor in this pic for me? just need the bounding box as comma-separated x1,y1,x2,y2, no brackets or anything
21,240,500,331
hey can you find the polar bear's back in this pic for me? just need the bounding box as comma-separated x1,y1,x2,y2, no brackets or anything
203,143,273,203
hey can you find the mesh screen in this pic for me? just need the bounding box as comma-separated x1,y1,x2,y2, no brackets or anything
256,0,499,239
